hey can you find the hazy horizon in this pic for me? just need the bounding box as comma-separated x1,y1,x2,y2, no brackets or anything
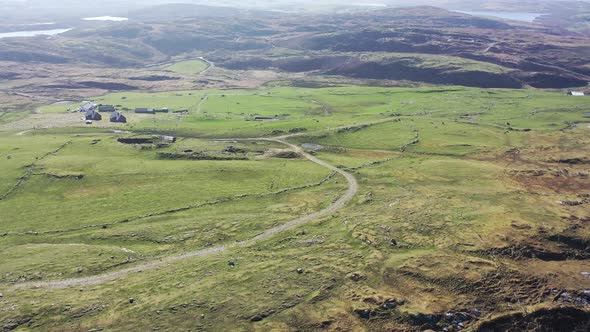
1,0,589,28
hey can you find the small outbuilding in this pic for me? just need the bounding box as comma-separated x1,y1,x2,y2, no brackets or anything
98,105,116,112
79,102,97,113
86,110,102,121
568,91,585,96
110,111,127,123
135,108,156,114
160,135,176,143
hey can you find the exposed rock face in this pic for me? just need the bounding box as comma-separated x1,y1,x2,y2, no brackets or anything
475,307,590,332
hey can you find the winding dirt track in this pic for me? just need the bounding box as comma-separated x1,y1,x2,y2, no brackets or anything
9,138,357,290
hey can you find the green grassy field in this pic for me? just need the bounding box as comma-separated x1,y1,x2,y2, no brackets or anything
163,59,210,75
1,86,590,331
30,86,590,139
0,132,342,282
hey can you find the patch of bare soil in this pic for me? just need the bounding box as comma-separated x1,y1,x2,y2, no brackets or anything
0,113,132,132
510,167,590,194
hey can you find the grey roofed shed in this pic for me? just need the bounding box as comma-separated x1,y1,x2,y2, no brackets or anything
79,103,97,113
110,111,127,123
85,110,102,121
135,108,156,114
98,105,116,112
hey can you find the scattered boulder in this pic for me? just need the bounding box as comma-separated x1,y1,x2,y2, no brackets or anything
475,307,590,332
354,309,373,320
348,272,365,282
381,298,404,310
223,146,247,154
288,127,308,133
558,200,587,206
361,192,373,204
354,298,406,321
117,138,153,145
250,314,264,322
250,309,275,322
554,158,589,165
338,125,368,134
228,261,236,267
273,151,300,159
157,152,247,161
45,173,85,180
410,313,441,326
128,298,135,304
408,309,481,330
296,268,304,274
553,289,590,305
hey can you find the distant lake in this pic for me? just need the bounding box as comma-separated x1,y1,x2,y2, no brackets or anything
456,11,544,23
352,3,387,6
0,28,71,39
82,16,128,21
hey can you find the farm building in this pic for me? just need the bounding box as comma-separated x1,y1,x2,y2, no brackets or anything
135,108,156,114
568,91,585,96
161,135,176,143
110,111,127,123
78,102,97,113
98,105,116,112
85,110,102,121
173,110,189,115
155,108,169,113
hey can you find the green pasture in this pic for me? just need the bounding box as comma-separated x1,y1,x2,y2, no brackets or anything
30,86,590,139
163,59,210,74
1,85,589,331
0,135,332,233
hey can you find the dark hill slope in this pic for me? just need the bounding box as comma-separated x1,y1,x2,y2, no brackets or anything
0,5,588,88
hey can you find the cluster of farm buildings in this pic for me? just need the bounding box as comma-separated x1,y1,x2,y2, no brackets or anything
76,102,190,124
75,102,279,124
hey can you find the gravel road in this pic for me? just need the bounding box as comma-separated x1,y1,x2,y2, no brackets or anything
9,138,357,290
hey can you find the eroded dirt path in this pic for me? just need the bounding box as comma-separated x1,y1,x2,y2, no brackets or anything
8,138,358,290
15,130,31,136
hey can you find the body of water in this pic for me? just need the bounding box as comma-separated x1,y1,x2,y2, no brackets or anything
82,16,128,21
352,3,387,6
0,28,71,39
456,11,544,23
